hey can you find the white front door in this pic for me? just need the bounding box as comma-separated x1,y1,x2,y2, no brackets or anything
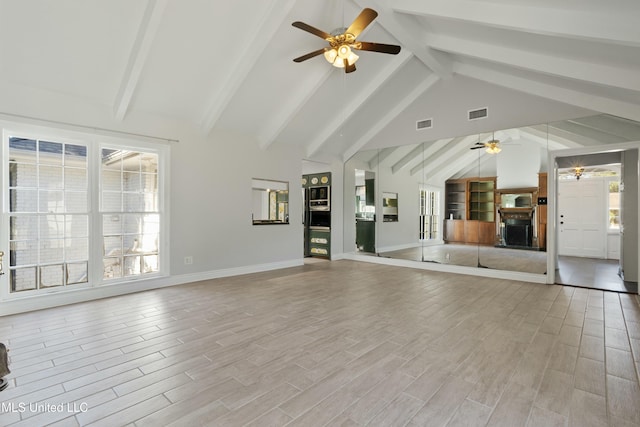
558,179,606,258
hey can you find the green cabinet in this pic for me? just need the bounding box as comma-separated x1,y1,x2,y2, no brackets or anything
309,229,330,257
356,219,375,253
365,179,375,206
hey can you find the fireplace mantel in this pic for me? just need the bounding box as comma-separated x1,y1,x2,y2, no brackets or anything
499,207,534,219
496,187,538,195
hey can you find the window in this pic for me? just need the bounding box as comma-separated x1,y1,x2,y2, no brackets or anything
8,137,89,292
420,188,440,240
608,180,620,230
101,149,160,279
4,130,166,296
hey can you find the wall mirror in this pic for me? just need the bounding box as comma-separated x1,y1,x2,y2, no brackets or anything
343,114,640,289
251,178,289,225
382,192,398,222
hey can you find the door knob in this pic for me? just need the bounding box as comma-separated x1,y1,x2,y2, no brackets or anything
560,221,564,225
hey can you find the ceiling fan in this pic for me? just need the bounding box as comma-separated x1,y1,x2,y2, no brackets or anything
470,133,504,154
292,8,401,73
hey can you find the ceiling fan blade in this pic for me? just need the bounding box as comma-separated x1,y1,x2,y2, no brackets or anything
293,48,326,63
345,8,378,38
470,146,484,150
345,61,356,73
292,21,331,40
356,41,401,55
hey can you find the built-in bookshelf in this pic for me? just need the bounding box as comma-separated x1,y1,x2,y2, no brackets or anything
468,179,495,222
445,180,466,220
444,177,496,245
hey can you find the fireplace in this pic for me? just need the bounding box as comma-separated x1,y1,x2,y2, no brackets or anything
496,188,537,249
504,220,532,247
499,209,534,248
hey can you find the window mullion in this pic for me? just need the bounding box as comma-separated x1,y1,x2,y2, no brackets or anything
89,141,103,286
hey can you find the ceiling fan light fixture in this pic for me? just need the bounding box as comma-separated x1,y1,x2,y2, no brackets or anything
485,143,501,154
325,45,358,68
293,8,399,73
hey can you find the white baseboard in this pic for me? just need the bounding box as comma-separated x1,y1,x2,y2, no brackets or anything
377,243,421,253
342,252,548,284
0,259,304,316
377,240,445,253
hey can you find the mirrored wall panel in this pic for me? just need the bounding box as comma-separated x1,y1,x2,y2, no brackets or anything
343,114,640,287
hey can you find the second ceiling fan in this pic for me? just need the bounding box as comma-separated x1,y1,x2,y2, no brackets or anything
292,8,401,73
471,132,505,154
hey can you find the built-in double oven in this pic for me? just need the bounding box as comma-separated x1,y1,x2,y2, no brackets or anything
308,185,330,230
303,173,332,258
309,186,330,211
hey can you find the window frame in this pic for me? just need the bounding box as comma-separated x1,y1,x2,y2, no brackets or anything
607,177,621,232
1,124,169,301
419,187,440,241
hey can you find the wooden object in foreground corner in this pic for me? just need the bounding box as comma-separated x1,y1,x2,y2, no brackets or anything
0,342,9,391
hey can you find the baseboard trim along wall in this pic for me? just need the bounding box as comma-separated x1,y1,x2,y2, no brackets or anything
343,252,548,284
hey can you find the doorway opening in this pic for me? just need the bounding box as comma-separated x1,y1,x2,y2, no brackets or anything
554,151,638,293
355,169,375,253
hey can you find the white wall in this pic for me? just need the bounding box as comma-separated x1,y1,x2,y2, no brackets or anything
172,128,305,272
377,160,425,251
497,140,540,189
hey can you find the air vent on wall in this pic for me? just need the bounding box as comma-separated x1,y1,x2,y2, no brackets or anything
468,107,488,121
416,118,433,130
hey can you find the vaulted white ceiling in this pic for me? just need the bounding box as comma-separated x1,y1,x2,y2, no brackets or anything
1,0,639,173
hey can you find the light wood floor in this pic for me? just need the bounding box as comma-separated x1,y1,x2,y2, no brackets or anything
1,260,640,426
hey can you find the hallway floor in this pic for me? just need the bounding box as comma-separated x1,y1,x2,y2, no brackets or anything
557,256,638,294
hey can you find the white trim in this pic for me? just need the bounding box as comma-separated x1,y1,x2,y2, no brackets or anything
0,258,303,316
343,252,547,284
376,240,446,253
377,242,421,253
330,252,346,260
422,239,446,246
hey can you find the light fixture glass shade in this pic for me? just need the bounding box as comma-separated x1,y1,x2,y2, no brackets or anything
324,48,338,64
324,45,358,68
347,51,359,65
485,145,501,154
337,45,351,59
